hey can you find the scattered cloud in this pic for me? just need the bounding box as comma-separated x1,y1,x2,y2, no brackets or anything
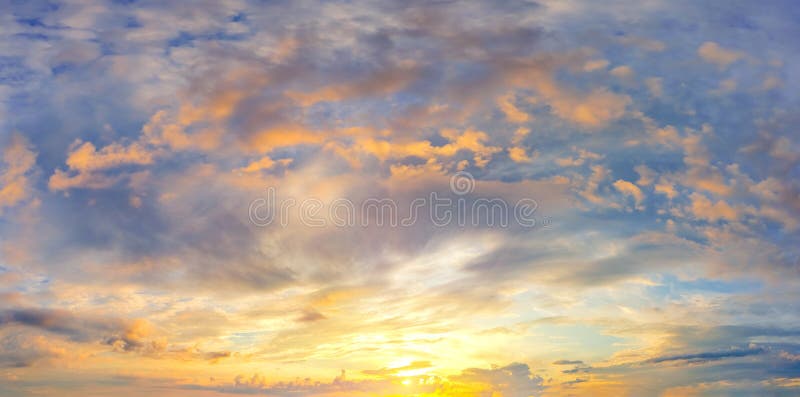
698,42,745,69
0,1,798,396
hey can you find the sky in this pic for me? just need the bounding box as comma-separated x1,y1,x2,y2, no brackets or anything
0,0,799,396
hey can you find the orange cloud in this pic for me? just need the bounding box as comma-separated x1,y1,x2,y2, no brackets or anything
654,179,678,200
247,124,327,153
613,179,645,209
286,63,420,106
610,65,634,79
48,140,154,191
509,146,533,163
689,192,739,222
65,141,153,172
698,42,745,69
344,128,502,169
556,88,630,129
0,134,37,211
238,156,292,173
583,59,609,72
497,92,530,123
143,110,221,151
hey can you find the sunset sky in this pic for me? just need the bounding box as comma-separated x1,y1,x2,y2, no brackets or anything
1,1,800,396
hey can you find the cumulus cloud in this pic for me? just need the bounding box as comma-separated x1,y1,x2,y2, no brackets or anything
447,363,544,397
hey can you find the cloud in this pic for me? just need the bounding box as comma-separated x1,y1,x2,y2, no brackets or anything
1,1,800,396
238,156,292,173
542,87,631,129
295,309,327,323
182,362,544,397
762,75,782,90
710,78,737,95
508,146,533,163
613,179,645,209
362,360,432,376
85,142,144,166
654,179,678,200
583,59,609,72
0,134,37,211
688,192,739,222
447,362,545,397
285,62,421,106
698,42,745,69
634,165,655,186
48,168,119,190
555,147,604,167
48,140,155,191
0,308,146,345
645,77,663,97
347,128,503,168
545,324,800,395
644,346,765,364
142,110,221,151
553,359,584,365
0,333,66,368
497,92,531,123
610,65,634,79
618,36,666,52
577,164,614,206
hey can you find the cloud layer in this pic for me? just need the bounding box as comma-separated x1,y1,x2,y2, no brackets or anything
1,0,799,396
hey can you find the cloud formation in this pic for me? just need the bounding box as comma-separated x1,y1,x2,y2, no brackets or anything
0,0,799,396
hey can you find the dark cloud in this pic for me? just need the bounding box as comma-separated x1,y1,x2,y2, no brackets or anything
644,346,765,364
0,308,124,342
553,359,584,365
